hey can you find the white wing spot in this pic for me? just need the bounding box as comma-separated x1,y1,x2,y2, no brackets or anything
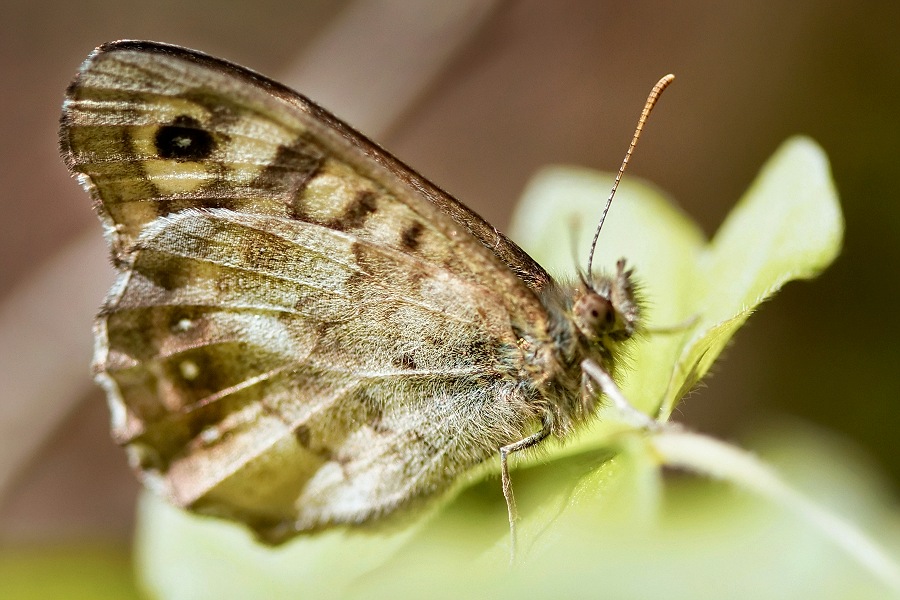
174,318,194,332
179,359,200,380
199,427,221,446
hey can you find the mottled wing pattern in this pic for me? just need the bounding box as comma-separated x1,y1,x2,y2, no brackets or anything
61,41,553,541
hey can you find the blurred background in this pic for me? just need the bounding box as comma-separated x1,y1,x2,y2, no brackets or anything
1,0,897,585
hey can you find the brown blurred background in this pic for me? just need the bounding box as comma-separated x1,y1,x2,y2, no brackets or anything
1,0,897,550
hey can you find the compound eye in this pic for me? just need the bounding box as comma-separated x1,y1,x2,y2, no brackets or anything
591,301,616,327
589,301,607,325
574,292,615,340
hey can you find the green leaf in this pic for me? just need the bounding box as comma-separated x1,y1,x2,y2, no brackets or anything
135,491,425,600
134,138,886,600
0,544,142,600
511,136,843,424
663,136,843,417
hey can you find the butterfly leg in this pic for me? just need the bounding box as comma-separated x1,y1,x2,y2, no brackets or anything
580,359,661,430
500,414,552,562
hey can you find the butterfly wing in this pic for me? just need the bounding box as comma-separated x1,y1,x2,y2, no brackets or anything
61,40,551,290
61,41,555,540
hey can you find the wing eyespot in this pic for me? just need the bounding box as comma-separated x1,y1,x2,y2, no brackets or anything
155,115,216,160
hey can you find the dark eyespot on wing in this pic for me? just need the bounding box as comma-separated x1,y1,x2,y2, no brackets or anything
155,115,217,160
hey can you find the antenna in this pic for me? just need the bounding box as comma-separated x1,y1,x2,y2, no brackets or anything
586,74,675,278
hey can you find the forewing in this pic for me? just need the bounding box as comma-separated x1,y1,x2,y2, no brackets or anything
61,41,553,539
60,40,550,291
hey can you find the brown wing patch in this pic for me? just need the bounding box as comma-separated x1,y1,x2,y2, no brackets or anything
400,221,425,250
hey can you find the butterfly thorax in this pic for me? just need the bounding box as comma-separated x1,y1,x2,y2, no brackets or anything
534,259,641,436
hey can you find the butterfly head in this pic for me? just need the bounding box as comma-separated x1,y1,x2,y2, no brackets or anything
576,73,673,346
573,259,640,344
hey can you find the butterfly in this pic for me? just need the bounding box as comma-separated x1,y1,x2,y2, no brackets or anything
60,40,671,545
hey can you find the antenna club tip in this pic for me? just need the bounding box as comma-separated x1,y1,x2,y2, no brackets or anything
585,71,675,276
657,74,676,89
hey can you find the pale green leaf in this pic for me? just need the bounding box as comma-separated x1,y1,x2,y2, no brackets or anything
134,138,890,600
662,136,843,416
0,544,141,600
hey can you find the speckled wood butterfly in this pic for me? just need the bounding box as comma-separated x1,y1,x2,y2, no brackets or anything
60,40,672,545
